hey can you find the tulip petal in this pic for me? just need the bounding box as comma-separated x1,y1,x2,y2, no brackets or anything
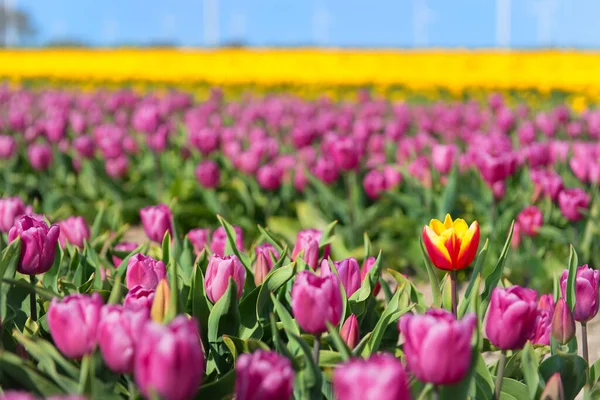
423,226,453,270
456,222,480,270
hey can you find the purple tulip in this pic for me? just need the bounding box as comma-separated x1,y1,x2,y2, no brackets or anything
291,229,329,270
0,135,17,159
257,164,283,191
8,216,60,275
187,228,211,255
560,264,600,322
363,169,386,199
400,309,475,385
321,258,361,297
532,294,554,346
551,298,576,345
105,155,129,178
516,206,543,236
125,254,166,290
205,254,246,303
27,143,53,171
485,286,538,350
140,203,173,243
58,216,90,248
48,293,103,359
235,350,294,400
73,136,95,159
431,144,457,174
210,225,243,256
340,314,360,349
558,188,590,222
134,316,205,400
313,157,339,184
0,197,28,233
291,271,343,334
124,285,155,313
189,127,219,155
112,241,139,266
97,304,149,373
333,353,411,400
332,136,360,171
0,391,38,400
132,104,161,134
195,160,220,189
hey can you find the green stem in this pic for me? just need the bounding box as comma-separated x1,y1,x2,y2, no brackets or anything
450,270,458,317
312,334,321,365
432,385,440,400
29,275,37,322
582,322,589,370
494,350,507,400
78,354,92,395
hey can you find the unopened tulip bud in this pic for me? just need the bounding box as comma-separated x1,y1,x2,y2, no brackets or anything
560,264,600,322
340,314,360,349
292,271,343,334
126,254,166,290
551,298,576,345
235,350,294,400
205,254,246,303
540,373,565,400
150,278,171,322
9,216,60,275
139,204,173,243
254,251,270,286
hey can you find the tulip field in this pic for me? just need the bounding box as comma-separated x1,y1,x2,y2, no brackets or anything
1,74,600,400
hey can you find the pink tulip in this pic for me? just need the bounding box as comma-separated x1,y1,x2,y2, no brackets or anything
124,285,155,313
125,254,166,290
204,254,246,303
560,264,600,322
210,225,243,256
8,216,60,275
140,204,173,243
58,216,90,248
291,271,343,334
235,350,294,400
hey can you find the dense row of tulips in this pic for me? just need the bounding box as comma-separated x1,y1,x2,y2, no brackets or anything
0,86,599,288
0,195,598,399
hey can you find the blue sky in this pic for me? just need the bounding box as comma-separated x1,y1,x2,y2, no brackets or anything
11,0,600,48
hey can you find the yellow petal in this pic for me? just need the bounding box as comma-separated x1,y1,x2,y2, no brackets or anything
429,218,446,235
452,218,469,237
443,214,453,229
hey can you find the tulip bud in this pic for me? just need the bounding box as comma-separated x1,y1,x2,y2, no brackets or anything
422,214,480,271
112,241,138,266
0,135,17,159
58,216,91,248
291,228,330,270
431,144,458,175
195,160,220,189
105,155,129,179
235,350,294,400
551,298,576,345
97,305,149,374
321,258,361,297
291,271,343,334
560,264,600,322
73,136,95,159
140,203,173,243
124,285,155,313
517,206,543,236
558,188,590,222
400,309,476,385
48,293,103,359
205,254,246,303
125,254,166,290
485,286,538,350
187,228,211,255
134,316,205,400
532,294,555,346
363,169,386,199
27,143,53,171
257,164,283,191
255,243,280,269
0,196,28,233
541,373,565,400
254,251,270,286
210,225,243,256
150,278,171,322
340,314,360,349
8,216,60,275
333,354,411,400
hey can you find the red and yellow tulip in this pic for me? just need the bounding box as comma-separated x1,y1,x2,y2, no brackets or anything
422,214,480,271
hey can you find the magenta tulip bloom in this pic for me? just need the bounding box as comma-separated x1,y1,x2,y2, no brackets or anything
321,258,361,297
97,305,149,373
140,204,173,243
124,285,155,313
291,271,343,334
558,188,590,222
134,316,205,400
431,144,457,174
363,169,386,199
400,309,475,385
485,286,538,350
195,160,220,189
0,391,38,400
187,228,211,255
125,254,166,290
560,264,600,322
105,155,129,178
516,206,543,236
8,216,60,275
0,135,17,159
73,136,95,159
291,229,330,270
27,143,53,171
340,314,360,349
235,350,294,400
333,353,411,400
112,241,138,266
332,136,360,171
0,196,28,232
551,298,576,345
205,254,246,303
255,243,280,270
210,225,243,256
58,216,91,248
47,293,103,358
532,294,554,346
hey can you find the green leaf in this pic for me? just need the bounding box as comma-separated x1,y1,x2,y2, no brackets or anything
0,350,64,396
590,358,600,383
463,238,489,300
440,348,481,400
319,220,338,249
466,354,495,400
107,274,124,305
256,263,296,325
207,279,241,343
480,221,515,313
197,369,235,400
361,304,414,357
521,342,540,399
441,274,453,312
190,264,211,350
90,203,106,240
501,378,529,400
287,332,323,398
565,245,578,313
257,225,286,256
437,162,458,218
0,238,21,322
269,313,296,363
363,232,372,262
42,242,62,293
539,354,587,400
351,332,372,357
217,215,251,269
161,230,171,265
271,293,300,354
325,322,351,361
163,259,180,324
222,335,270,361
419,237,442,307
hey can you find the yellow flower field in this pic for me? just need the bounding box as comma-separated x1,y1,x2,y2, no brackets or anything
2,49,600,103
